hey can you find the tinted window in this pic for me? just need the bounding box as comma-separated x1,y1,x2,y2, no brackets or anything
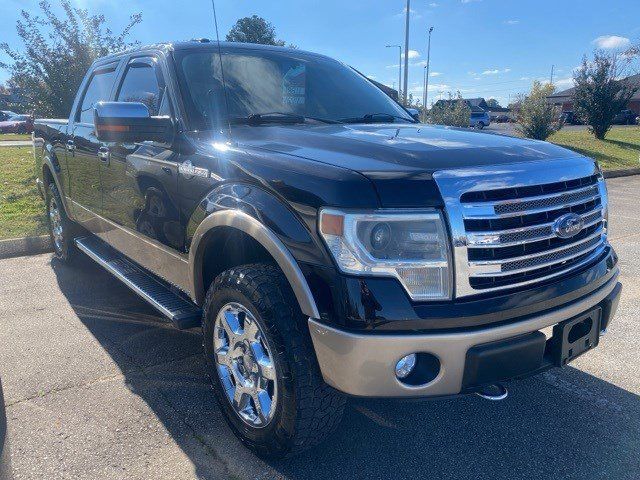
77,69,117,124
175,49,413,130
117,63,164,116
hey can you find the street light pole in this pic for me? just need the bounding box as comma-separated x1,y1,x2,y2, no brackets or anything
403,0,410,105
386,44,402,101
423,26,434,122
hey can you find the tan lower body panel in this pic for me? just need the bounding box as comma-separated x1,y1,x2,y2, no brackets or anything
308,271,619,398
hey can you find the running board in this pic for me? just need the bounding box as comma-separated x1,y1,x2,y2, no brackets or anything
74,236,201,329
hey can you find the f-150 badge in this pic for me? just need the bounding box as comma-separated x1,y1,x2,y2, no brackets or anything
179,160,209,178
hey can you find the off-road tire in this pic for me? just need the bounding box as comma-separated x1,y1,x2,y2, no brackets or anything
202,263,345,458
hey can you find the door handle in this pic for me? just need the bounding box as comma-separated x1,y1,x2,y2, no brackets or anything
97,147,110,163
66,140,76,152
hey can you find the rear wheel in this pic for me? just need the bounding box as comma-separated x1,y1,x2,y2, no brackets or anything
46,182,78,262
202,263,345,458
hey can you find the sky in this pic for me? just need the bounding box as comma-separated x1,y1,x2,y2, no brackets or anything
1,0,639,107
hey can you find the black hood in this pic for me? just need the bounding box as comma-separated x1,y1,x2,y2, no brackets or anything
229,123,593,208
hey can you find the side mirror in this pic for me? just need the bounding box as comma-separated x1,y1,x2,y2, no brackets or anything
94,102,173,144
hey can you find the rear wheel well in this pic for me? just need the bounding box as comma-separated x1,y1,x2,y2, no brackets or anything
201,227,276,296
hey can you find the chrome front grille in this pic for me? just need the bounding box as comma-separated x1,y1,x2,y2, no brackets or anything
433,159,609,297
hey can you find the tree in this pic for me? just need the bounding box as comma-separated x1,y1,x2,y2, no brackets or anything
515,81,561,140
573,51,638,139
486,98,501,109
0,0,141,117
427,92,471,127
226,15,288,46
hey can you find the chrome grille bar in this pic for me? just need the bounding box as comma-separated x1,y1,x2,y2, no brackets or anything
469,229,604,276
462,192,601,219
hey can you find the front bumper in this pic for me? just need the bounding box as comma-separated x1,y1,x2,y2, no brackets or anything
309,269,621,398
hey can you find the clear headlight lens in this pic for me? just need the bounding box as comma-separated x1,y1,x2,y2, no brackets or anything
319,209,452,301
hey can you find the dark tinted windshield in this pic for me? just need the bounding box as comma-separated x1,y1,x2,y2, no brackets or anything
175,48,413,130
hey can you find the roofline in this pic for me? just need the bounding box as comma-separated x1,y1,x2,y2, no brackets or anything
92,40,333,66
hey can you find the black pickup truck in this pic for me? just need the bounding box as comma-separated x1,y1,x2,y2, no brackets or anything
33,40,621,458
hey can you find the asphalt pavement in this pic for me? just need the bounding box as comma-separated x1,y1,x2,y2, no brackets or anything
1,176,639,480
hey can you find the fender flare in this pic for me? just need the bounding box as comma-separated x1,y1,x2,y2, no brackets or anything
188,209,321,319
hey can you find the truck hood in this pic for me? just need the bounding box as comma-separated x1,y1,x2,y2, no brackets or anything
229,123,593,207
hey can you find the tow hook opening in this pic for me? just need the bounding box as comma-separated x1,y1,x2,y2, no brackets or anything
475,383,508,401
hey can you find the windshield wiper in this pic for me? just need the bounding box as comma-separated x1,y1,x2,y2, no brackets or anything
339,113,415,124
231,112,339,125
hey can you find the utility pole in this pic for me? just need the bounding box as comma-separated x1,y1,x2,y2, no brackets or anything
386,45,402,100
422,26,434,122
550,64,555,85
422,66,428,121
403,0,410,105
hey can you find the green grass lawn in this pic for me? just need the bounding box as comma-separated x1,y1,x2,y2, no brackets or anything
0,133,31,142
549,126,640,171
0,146,47,240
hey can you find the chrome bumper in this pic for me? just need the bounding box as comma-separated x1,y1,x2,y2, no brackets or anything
308,269,619,398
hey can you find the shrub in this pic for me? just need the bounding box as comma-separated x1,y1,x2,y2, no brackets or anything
516,81,561,140
573,52,638,139
427,92,471,127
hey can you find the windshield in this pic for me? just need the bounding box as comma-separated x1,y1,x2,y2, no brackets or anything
174,47,414,130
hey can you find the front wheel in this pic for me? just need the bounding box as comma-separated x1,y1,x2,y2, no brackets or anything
202,263,345,458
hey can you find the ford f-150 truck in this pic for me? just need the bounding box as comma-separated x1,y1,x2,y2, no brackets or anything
33,40,621,458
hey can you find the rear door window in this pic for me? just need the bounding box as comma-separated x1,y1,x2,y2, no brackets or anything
77,68,117,124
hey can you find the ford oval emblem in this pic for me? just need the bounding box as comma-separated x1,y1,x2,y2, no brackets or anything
553,213,584,239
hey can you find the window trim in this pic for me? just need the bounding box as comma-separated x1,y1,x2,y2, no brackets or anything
114,56,170,118
74,64,119,125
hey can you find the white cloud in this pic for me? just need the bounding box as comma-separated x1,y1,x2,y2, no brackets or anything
396,6,422,19
461,0,481,3
520,76,530,81
429,2,439,6
481,67,511,75
430,71,443,77
401,50,421,59
592,35,631,50
367,74,377,80
503,19,519,25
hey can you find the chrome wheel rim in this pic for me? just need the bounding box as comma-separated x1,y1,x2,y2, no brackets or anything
213,303,278,428
49,197,64,251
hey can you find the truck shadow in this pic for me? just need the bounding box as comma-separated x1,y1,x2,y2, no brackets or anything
51,254,640,480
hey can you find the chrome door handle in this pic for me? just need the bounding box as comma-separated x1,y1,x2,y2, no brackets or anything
97,147,110,163
66,140,76,152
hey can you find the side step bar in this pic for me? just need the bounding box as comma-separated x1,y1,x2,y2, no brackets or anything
75,236,201,329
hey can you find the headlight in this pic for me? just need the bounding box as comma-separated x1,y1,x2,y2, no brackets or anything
319,209,452,301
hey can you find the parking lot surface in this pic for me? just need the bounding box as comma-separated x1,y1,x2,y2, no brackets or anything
1,176,639,480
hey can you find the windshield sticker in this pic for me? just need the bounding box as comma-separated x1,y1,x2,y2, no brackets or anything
282,65,306,106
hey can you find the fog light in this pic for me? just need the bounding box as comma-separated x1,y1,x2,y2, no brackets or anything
395,354,417,379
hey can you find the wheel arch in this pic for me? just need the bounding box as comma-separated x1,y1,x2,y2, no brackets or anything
189,210,321,319
42,152,72,216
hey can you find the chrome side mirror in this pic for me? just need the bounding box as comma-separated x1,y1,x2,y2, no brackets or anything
94,102,174,144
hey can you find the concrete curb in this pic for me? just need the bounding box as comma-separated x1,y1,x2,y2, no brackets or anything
0,235,53,260
603,168,640,179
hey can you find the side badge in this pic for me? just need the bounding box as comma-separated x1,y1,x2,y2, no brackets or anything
179,160,209,179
